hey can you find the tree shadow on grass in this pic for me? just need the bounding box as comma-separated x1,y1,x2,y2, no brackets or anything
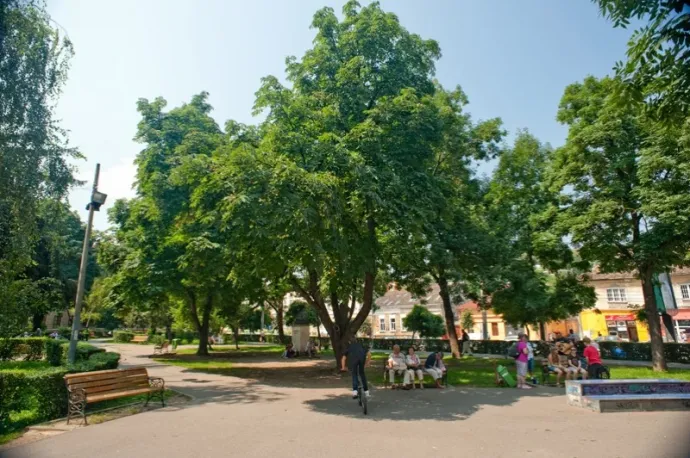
304,386,563,422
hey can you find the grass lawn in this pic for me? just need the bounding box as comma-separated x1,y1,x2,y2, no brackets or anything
153,347,690,389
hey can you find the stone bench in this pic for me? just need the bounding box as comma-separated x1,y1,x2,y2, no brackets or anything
567,379,690,413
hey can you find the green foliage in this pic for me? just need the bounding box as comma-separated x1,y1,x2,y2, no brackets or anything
0,338,46,361
196,1,479,365
595,0,690,119
0,367,69,432
149,335,166,346
402,305,445,338
57,327,71,340
0,350,120,434
460,310,475,333
0,0,81,340
548,75,690,369
44,339,63,366
67,351,120,372
486,131,596,326
284,301,319,327
61,342,103,363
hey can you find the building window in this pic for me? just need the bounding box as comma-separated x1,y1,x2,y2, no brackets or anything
680,284,690,300
390,318,396,332
491,323,499,336
379,317,386,331
606,288,627,302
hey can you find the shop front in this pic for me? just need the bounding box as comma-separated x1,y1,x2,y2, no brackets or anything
579,310,649,342
669,309,690,341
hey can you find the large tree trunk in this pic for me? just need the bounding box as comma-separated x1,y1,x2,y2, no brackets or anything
231,326,240,349
640,267,667,371
189,290,212,356
539,322,546,341
437,274,461,358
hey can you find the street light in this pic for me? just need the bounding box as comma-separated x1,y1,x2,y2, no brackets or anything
68,164,106,364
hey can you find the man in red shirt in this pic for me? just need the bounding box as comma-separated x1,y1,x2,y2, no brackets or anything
583,337,604,378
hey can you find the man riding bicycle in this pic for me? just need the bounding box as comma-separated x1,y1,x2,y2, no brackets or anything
341,339,372,399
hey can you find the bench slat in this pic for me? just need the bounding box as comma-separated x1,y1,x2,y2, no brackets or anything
67,373,148,387
86,387,154,403
71,377,151,394
65,368,148,384
70,374,149,389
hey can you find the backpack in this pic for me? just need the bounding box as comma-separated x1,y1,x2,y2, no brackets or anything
507,342,520,359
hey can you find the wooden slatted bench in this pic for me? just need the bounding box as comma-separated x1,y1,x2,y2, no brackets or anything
131,335,148,344
64,367,165,425
382,358,448,388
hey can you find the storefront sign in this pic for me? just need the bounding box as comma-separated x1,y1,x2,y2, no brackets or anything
605,314,634,321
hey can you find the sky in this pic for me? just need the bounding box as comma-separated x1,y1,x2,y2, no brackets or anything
47,0,636,230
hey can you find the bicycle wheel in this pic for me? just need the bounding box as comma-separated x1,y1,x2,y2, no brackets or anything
359,375,368,415
357,388,362,407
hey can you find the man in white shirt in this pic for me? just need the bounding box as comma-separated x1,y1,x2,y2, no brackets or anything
387,345,408,388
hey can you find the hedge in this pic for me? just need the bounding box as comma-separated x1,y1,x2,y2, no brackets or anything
0,350,120,433
355,338,690,364
113,331,134,343
45,340,63,366
0,338,48,362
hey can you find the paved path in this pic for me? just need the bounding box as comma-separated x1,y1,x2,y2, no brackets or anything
3,344,690,458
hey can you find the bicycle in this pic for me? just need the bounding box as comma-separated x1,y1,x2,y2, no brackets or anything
355,371,368,415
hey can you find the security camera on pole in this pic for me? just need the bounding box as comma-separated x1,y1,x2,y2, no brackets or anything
67,164,107,364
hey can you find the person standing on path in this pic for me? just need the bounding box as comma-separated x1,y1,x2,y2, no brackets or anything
515,333,531,390
461,330,472,356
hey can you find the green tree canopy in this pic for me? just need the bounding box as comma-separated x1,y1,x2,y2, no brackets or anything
402,305,445,339
195,1,464,366
547,75,690,370
595,0,690,119
485,131,596,331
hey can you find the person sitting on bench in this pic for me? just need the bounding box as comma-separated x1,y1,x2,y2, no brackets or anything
547,346,566,387
567,347,588,380
387,345,409,388
424,351,445,388
283,343,296,359
405,346,424,389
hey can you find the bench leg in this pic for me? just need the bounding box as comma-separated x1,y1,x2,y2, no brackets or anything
67,389,87,426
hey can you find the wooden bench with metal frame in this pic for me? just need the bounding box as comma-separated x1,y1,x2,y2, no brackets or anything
64,367,165,425
382,358,448,388
131,335,148,344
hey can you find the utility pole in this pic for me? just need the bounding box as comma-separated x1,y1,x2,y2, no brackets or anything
68,164,105,364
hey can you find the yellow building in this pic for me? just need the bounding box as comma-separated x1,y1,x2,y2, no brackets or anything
583,271,651,342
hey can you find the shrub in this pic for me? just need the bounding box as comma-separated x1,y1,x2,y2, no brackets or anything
68,351,120,372
0,338,47,361
149,335,166,346
45,339,63,366
0,367,68,431
0,350,120,432
57,327,72,340
60,342,104,363
113,331,134,343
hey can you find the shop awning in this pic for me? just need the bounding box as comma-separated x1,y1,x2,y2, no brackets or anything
668,309,690,320
604,314,635,321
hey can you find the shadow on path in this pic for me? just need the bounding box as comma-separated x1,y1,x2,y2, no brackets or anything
305,386,563,421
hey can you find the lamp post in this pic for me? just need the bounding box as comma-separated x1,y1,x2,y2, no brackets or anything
67,164,107,364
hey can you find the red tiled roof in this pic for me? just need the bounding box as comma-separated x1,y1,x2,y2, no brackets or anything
456,300,480,314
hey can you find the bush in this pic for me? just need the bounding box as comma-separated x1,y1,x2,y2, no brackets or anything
57,327,71,340
45,339,63,366
0,367,68,431
68,351,120,372
0,350,120,432
60,342,104,363
0,338,47,362
149,335,165,346
113,331,134,343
